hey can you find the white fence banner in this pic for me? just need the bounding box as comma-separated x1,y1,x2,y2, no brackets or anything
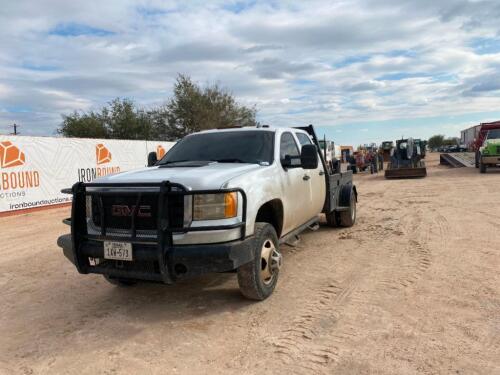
0,136,175,213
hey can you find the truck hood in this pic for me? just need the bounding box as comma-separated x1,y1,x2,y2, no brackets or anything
485,138,500,146
94,162,263,190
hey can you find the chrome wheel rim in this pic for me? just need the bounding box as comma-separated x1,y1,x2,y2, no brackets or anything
351,195,356,222
260,239,281,285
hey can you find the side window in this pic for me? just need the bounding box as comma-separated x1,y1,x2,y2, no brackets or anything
295,133,312,147
280,132,300,162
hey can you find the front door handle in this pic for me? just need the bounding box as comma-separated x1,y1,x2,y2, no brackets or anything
303,175,310,181
319,171,325,176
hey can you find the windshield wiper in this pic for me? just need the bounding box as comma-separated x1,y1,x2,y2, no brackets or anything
212,158,247,163
160,160,190,165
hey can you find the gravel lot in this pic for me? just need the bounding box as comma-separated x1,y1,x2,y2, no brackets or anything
1,153,499,374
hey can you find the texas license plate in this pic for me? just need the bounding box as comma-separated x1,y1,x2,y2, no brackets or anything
103,241,133,261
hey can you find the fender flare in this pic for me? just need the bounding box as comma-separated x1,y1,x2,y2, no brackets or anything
339,184,357,207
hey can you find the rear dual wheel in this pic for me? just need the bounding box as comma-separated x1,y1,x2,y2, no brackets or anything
325,189,357,228
339,192,356,227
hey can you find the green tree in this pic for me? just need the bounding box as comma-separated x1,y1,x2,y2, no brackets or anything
427,134,445,150
105,98,153,140
443,137,460,146
58,75,258,140
58,98,153,139
163,74,258,139
58,110,108,139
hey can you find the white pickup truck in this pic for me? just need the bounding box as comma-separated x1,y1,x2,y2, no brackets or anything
58,125,357,300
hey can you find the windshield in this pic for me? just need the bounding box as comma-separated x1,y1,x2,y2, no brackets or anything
486,129,500,140
158,130,274,165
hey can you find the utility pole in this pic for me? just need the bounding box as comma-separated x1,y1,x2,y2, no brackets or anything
9,123,20,135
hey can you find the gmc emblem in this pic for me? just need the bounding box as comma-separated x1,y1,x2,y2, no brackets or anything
111,205,152,218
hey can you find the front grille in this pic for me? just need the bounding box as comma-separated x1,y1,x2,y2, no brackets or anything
496,146,500,154
89,192,185,235
92,194,158,230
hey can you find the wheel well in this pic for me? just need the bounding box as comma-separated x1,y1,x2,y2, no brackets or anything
255,200,283,237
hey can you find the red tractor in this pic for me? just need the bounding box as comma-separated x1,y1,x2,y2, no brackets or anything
348,148,381,174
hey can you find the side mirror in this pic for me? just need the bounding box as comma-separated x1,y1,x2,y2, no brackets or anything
147,151,158,167
281,155,297,169
301,144,318,169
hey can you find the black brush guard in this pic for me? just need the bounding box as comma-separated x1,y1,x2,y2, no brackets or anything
68,181,247,284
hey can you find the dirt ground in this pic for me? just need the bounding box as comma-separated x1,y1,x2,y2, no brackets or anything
1,153,499,375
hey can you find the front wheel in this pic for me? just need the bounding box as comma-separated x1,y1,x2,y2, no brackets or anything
237,223,281,300
479,159,487,173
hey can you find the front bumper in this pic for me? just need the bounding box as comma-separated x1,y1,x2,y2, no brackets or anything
481,155,500,165
62,181,250,284
58,234,255,282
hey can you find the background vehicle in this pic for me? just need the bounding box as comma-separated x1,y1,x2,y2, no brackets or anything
414,139,427,158
348,147,381,174
474,123,500,168
319,138,341,174
58,125,357,300
385,138,427,178
380,141,394,162
478,129,500,173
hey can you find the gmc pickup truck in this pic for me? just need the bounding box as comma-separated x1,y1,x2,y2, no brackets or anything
57,125,357,300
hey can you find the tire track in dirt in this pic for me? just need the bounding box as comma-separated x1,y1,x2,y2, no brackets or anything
270,273,362,374
268,202,408,374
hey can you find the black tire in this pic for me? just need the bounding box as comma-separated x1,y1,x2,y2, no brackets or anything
339,190,356,227
479,160,487,173
475,151,479,168
351,165,357,174
103,275,137,287
325,210,339,227
237,223,281,300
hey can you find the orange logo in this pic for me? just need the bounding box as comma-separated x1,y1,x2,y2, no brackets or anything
0,141,26,168
96,144,112,165
156,145,166,159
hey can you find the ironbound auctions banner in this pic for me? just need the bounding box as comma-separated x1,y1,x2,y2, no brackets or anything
0,136,175,213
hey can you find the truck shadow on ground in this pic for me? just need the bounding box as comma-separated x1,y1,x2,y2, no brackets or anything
5,267,259,363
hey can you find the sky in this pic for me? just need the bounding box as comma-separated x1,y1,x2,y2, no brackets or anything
1,0,500,145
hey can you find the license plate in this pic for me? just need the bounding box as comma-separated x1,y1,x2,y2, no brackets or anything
103,241,133,261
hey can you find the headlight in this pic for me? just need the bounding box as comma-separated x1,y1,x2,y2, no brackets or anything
193,193,238,221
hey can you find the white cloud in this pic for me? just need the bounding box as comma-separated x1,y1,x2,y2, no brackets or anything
1,0,500,136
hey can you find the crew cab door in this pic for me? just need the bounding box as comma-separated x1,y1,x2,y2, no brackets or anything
295,132,326,219
279,132,311,233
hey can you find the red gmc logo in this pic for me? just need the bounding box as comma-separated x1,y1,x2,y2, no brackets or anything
111,205,152,218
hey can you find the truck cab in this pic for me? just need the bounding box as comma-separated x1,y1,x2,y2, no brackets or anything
479,129,500,173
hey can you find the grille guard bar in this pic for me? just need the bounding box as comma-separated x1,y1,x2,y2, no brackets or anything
69,181,247,284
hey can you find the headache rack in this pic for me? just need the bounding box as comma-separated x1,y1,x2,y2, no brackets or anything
67,181,247,283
